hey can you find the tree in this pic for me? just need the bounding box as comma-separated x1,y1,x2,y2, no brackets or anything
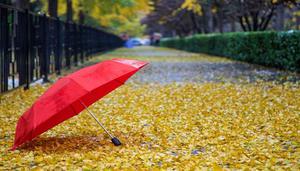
66,0,73,22
145,0,300,36
144,0,214,36
202,1,214,33
78,5,85,25
227,0,298,31
143,0,197,36
48,0,58,17
212,0,225,33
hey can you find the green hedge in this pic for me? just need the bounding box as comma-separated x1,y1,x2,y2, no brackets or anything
160,31,300,72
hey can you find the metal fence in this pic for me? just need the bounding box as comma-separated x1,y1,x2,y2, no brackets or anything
0,3,124,93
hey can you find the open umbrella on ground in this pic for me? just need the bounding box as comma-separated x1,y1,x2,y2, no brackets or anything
12,58,148,150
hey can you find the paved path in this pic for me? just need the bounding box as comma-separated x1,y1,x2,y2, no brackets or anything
101,46,300,84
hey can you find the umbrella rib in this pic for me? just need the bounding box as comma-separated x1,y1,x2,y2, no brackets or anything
79,100,114,139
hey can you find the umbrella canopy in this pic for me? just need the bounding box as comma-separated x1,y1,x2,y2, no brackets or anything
12,58,148,150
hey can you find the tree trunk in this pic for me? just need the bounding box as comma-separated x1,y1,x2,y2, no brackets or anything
190,12,201,33
274,4,285,31
66,0,73,22
297,16,300,30
217,11,224,33
239,16,247,31
79,10,85,25
202,3,213,33
244,15,252,31
251,12,259,31
48,0,58,17
230,19,236,32
260,7,275,31
207,8,213,32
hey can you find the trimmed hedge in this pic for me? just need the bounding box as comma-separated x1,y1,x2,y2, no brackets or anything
160,31,300,72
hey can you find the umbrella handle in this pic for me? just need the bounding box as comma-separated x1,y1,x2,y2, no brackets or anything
111,137,122,146
79,101,122,146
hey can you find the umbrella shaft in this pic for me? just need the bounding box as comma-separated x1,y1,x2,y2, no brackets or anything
80,101,114,139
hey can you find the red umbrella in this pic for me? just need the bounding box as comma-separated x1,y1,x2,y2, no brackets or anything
12,58,148,150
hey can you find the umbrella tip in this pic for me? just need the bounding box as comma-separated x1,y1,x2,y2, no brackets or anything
10,145,17,151
111,137,122,146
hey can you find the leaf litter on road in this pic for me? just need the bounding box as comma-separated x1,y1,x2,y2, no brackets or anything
0,47,299,170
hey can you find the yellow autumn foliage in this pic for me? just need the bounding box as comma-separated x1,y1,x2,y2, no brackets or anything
39,0,150,35
181,0,202,15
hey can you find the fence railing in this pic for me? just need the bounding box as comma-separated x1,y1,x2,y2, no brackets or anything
0,3,124,93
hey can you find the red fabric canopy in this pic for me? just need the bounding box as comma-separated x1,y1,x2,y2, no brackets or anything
12,58,148,150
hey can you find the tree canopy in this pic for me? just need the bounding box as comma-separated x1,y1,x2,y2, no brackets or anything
143,0,300,36
11,0,300,37
28,0,150,36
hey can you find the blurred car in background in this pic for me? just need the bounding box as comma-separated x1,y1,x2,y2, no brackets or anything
131,38,143,46
140,39,150,45
125,38,150,48
125,38,142,48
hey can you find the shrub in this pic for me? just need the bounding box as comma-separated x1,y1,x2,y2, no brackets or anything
160,31,300,72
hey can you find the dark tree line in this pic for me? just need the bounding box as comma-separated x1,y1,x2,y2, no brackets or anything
228,0,297,31
143,0,300,36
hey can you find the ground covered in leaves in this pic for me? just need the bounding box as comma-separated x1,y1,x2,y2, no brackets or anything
0,47,299,170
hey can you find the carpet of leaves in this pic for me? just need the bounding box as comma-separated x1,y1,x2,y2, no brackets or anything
0,47,299,170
